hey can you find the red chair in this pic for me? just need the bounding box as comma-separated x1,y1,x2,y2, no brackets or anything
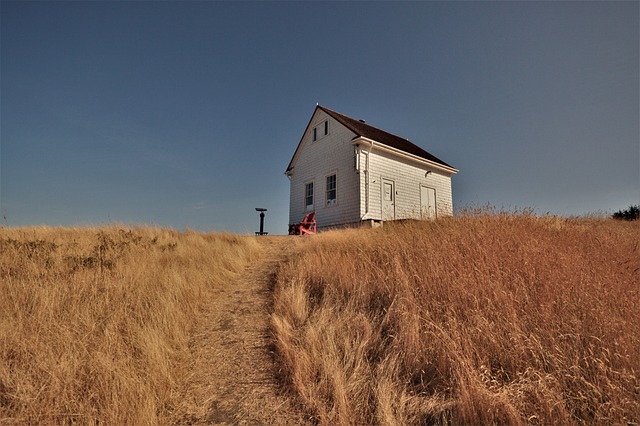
289,212,316,235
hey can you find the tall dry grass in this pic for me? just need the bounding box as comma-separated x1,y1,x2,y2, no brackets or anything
272,214,640,425
0,226,259,424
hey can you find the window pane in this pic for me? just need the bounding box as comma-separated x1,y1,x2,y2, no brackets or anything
305,182,314,208
383,182,392,201
326,174,336,205
326,175,335,190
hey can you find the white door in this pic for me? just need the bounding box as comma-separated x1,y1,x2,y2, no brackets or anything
382,178,395,221
421,186,436,219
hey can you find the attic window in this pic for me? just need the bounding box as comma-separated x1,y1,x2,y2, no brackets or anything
312,120,329,141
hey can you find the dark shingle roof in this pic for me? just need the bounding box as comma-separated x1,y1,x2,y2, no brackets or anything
318,105,453,168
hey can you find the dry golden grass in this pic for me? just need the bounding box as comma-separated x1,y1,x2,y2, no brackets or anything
3,216,638,425
0,226,260,424
272,214,640,425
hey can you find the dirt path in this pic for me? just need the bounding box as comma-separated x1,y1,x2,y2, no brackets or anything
171,236,308,425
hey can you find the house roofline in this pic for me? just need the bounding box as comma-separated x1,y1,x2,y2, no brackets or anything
318,105,455,168
352,136,459,175
286,105,458,175
285,105,325,175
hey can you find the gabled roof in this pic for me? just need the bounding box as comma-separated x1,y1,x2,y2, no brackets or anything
318,106,453,168
286,105,455,173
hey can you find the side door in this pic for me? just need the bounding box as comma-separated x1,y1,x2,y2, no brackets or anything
382,178,395,221
420,185,436,219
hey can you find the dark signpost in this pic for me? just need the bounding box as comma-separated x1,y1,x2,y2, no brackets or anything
255,208,268,235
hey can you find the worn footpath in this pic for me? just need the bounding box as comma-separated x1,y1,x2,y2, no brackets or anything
171,236,309,425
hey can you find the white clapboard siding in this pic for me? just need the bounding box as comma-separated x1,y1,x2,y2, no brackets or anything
360,148,454,221
288,109,361,228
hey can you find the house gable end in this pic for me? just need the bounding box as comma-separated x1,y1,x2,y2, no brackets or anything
285,106,356,175
286,106,362,228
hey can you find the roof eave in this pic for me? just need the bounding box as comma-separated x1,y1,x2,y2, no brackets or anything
285,105,323,175
352,136,459,175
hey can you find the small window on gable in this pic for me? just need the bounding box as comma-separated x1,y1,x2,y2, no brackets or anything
312,120,328,141
326,174,336,206
305,182,314,211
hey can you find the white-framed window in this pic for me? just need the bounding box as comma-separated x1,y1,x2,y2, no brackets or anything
326,173,337,206
312,120,329,142
304,181,314,211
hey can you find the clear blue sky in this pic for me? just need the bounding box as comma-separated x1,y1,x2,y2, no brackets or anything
1,1,638,234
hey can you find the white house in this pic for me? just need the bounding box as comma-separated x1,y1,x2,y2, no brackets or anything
285,105,458,229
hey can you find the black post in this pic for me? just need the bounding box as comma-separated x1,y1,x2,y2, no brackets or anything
255,208,268,235
259,211,265,234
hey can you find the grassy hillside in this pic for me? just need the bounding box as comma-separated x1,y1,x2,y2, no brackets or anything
2,216,637,425
0,226,259,424
272,214,639,425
